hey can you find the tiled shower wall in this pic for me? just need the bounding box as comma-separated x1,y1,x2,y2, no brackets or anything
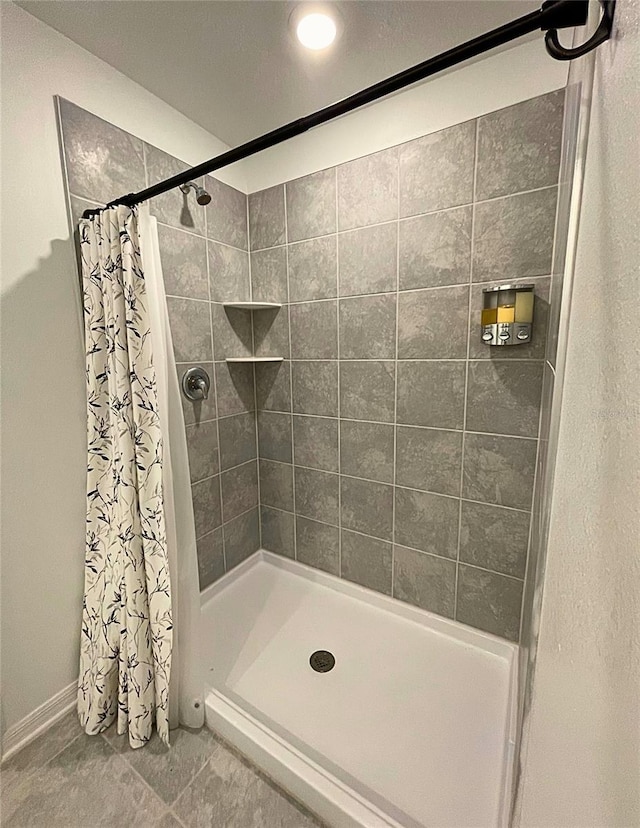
58,98,260,591
59,90,565,642
250,90,565,642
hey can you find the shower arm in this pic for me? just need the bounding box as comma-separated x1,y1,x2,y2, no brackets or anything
82,0,615,220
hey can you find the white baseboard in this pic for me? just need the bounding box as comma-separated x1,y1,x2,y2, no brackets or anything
1,680,77,764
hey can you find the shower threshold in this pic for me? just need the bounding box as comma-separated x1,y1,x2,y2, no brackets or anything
200,551,517,828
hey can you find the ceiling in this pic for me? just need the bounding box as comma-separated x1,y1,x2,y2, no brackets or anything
18,0,540,146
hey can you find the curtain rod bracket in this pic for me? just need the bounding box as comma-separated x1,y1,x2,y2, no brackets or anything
544,0,615,60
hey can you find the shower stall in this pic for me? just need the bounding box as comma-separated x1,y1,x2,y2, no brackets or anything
55,4,605,824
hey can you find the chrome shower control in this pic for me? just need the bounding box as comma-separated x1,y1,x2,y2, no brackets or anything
182,366,210,401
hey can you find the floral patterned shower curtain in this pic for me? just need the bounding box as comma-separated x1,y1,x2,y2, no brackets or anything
78,205,172,748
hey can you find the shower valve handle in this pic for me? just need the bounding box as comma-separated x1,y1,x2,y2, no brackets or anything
182,366,210,402
192,377,208,400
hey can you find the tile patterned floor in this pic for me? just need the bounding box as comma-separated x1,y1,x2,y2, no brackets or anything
1,713,323,827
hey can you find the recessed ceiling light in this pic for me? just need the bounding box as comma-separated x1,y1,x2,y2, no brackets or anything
296,11,338,50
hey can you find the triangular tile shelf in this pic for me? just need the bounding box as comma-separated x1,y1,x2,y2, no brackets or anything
225,357,284,363
223,302,282,310
223,302,283,362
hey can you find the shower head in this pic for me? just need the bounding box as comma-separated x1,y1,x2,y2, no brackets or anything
179,181,211,206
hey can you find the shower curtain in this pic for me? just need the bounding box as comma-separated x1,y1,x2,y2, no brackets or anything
78,205,202,748
138,206,204,733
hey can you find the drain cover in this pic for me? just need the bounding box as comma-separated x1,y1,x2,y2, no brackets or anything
309,650,335,673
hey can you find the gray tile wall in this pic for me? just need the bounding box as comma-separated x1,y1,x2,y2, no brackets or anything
59,90,566,642
249,90,565,642
58,98,259,592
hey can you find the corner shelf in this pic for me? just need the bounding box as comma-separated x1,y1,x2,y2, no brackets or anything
223,301,283,362
223,302,282,310
222,302,284,363
225,357,284,364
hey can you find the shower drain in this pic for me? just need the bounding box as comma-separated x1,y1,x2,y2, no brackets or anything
309,650,335,673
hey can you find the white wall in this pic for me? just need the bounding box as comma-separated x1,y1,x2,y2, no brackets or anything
0,2,242,742
243,38,568,192
517,1,640,824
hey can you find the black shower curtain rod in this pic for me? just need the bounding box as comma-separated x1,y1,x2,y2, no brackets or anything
82,0,615,219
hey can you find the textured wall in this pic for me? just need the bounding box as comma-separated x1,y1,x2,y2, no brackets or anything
249,91,565,642
517,0,640,823
0,2,242,739
57,99,260,593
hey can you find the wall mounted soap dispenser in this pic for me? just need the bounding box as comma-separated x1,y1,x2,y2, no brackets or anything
481,284,534,346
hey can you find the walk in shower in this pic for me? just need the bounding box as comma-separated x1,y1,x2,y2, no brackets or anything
54,2,605,823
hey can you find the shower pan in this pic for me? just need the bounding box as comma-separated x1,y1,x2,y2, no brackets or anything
201,552,517,827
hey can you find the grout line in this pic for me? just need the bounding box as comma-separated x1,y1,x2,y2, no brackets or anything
258,504,524,582
167,754,215,813
282,356,546,363
157,214,249,253
282,183,297,562
209,409,256,423
223,501,260,527
168,810,189,828
291,356,461,362
455,117,480,621
196,525,223,544
97,732,174,812
289,294,341,306
335,166,342,577
246,194,253,304
265,505,318,519
161,749,217,811
204,727,327,827
165,294,210,304
247,195,262,550
205,236,227,575
253,273,550,304
67,192,105,209
252,363,261,552
12,728,85,787
253,380,262,556
235,410,539,442
257,458,532,512
245,183,559,252
518,402,545,644
391,151,401,599
286,273,546,304
71,182,248,254
456,560,525,583
246,241,286,255
195,502,260,545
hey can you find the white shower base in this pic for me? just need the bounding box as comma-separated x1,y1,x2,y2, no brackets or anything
201,551,517,828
